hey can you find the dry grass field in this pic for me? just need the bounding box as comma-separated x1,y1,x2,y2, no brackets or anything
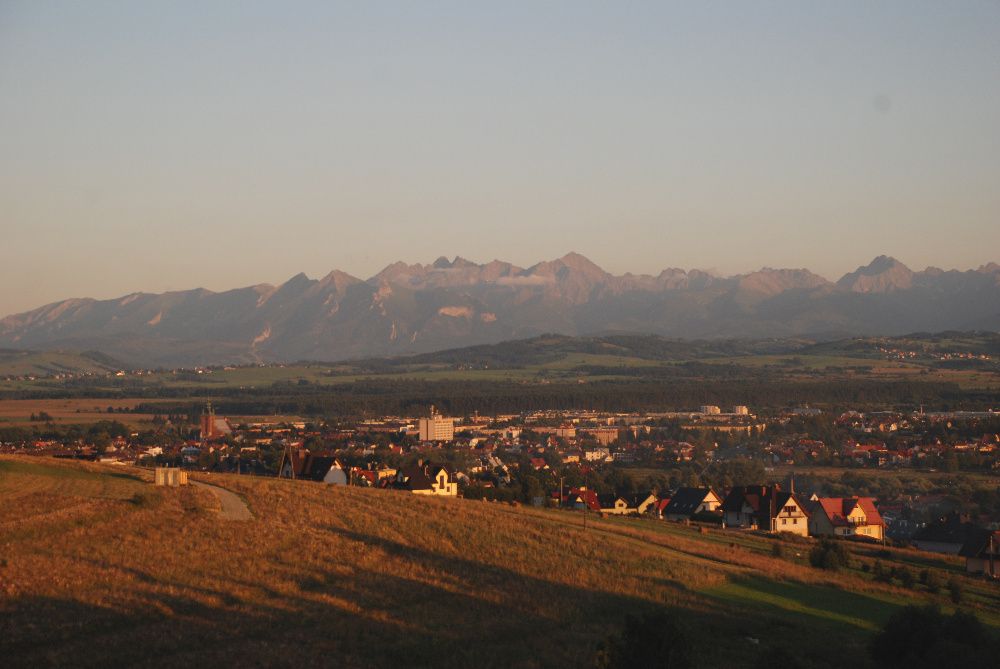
0,398,167,428
0,398,306,429
1,456,998,668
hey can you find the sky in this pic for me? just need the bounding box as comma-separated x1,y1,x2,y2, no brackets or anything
1,1,999,317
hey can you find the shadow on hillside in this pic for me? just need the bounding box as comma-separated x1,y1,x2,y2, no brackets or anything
705,575,901,632
103,470,146,483
317,526,868,668
1,529,881,669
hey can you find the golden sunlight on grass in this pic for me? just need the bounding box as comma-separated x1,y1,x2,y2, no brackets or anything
2,457,997,668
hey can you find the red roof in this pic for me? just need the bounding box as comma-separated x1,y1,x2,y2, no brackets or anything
567,487,600,511
816,497,884,528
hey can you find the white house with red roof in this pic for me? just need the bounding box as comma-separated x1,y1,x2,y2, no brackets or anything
808,497,885,541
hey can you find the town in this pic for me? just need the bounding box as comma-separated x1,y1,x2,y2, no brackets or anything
5,400,999,579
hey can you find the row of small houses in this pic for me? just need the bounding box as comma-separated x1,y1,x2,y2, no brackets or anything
275,448,999,578
570,484,999,578
562,484,884,542
277,449,458,495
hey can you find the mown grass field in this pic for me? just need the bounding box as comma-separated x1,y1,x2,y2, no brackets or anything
2,456,998,668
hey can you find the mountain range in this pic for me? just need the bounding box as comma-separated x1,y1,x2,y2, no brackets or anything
2,254,998,367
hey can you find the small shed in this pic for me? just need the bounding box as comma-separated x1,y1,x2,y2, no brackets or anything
154,467,189,487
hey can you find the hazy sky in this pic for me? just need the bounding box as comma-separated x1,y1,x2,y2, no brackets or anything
2,1,999,316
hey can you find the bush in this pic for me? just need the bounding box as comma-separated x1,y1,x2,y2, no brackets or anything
873,560,892,582
596,611,693,669
893,566,916,589
948,576,964,604
772,542,786,559
809,538,850,571
129,491,157,508
690,511,723,525
753,646,805,669
870,605,996,669
920,569,942,594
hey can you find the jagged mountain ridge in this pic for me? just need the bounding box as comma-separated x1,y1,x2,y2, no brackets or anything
1,254,998,366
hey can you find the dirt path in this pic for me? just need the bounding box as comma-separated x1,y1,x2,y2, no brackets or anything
191,480,253,521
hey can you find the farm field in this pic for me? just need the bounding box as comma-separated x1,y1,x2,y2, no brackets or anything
2,457,998,668
2,332,999,398
2,333,998,399
768,464,1000,487
0,349,122,378
0,398,308,430
0,398,168,428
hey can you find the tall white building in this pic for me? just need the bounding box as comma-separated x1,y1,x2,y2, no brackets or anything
418,406,455,442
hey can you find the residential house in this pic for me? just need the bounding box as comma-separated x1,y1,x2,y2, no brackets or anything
911,512,981,554
599,494,632,515
959,529,1000,577
395,464,458,496
721,485,769,528
660,488,722,521
631,492,658,516
652,497,672,519
529,457,549,471
764,488,809,536
564,487,600,512
720,484,809,536
590,493,656,516
278,448,348,484
809,497,885,541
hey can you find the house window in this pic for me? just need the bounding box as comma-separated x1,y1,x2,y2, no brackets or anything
782,518,787,525
783,505,796,514
792,518,797,524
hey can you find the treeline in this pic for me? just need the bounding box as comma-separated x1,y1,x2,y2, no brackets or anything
119,377,986,419
2,375,990,417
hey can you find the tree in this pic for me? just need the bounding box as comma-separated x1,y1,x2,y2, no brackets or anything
870,605,996,669
596,611,693,669
809,538,850,571
520,475,543,503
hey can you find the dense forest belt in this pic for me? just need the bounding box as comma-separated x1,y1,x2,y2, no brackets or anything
71,378,991,418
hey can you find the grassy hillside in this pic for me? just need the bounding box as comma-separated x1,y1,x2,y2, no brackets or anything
0,349,122,377
2,457,998,668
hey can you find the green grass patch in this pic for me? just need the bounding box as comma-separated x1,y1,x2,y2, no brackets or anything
706,576,904,631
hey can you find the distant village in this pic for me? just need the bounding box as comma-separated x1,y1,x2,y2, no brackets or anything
4,399,1000,579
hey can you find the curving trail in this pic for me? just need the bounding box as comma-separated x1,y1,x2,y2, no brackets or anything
191,480,253,521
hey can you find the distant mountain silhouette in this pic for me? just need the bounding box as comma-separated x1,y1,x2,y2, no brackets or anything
836,255,914,293
2,253,998,366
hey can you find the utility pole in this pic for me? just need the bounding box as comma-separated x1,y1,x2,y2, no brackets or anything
990,532,996,579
